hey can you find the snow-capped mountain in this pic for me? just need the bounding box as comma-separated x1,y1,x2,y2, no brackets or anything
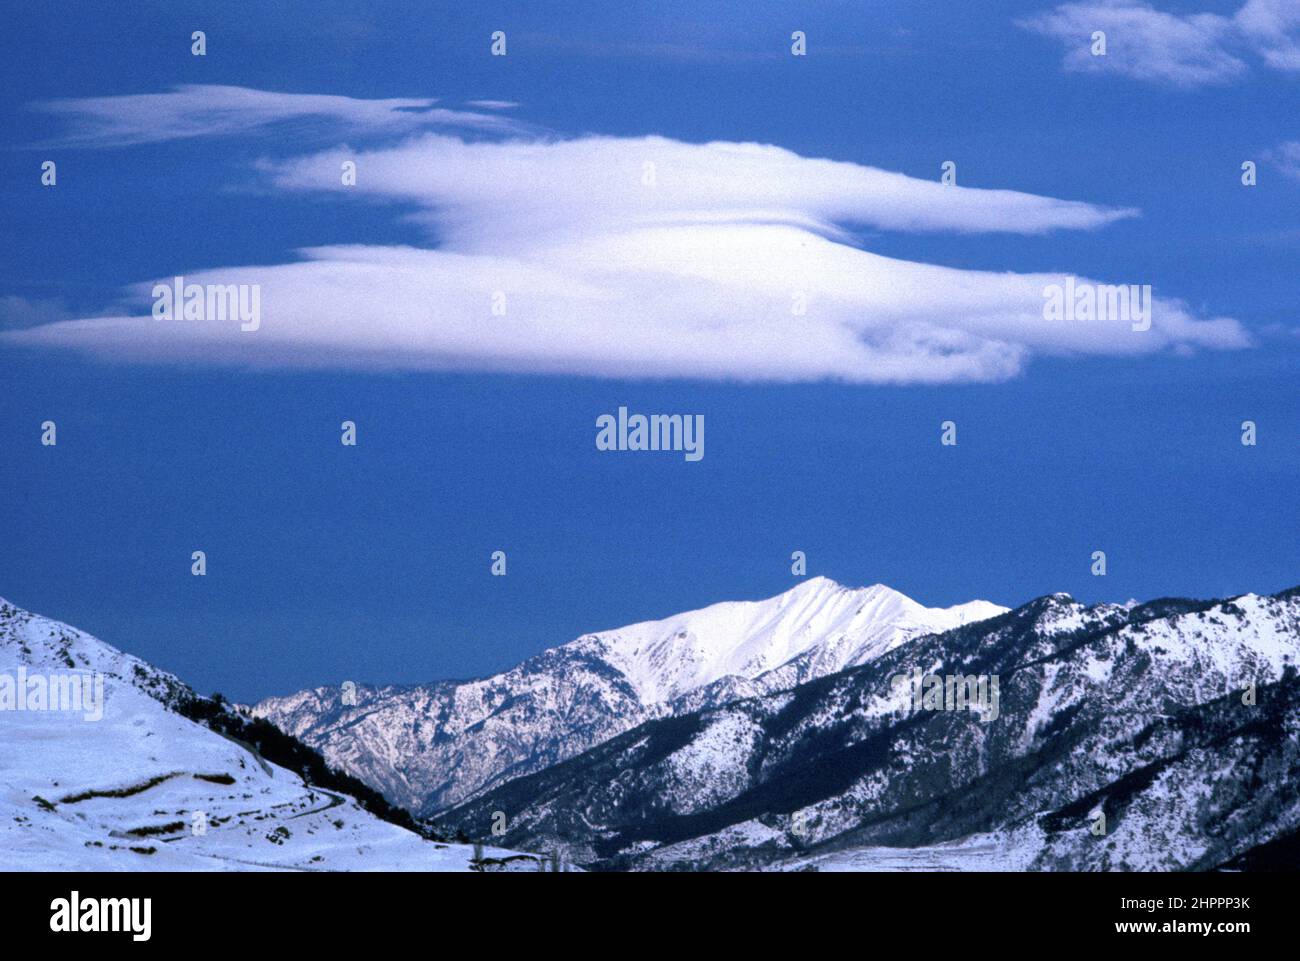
437,587,1300,871
254,578,1006,813
576,577,1002,705
0,597,537,871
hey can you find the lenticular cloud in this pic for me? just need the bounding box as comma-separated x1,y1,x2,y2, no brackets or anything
6,88,1249,383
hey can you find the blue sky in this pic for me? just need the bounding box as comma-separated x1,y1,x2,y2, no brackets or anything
1,1,1297,701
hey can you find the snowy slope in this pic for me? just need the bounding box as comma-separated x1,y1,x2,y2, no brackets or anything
255,578,1006,813
0,597,537,871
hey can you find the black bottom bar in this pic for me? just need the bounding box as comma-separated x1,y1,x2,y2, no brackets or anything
1,869,1286,947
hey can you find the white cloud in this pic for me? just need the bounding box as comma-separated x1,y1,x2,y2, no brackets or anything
261,134,1139,242
1236,0,1300,68
1021,0,1300,86
5,233,1246,384
33,85,525,147
5,88,1249,384
1267,140,1300,179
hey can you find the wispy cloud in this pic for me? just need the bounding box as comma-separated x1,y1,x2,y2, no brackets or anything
1237,0,1300,70
1266,139,1300,179
32,84,526,148
5,87,1248,384
1020,0,1300,87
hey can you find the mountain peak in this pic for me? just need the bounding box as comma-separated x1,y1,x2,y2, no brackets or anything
789,574,841,590
781,574,851,600
588,577,1004,706
781,577,917,607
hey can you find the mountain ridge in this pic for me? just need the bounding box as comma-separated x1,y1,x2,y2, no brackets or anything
434,585,1300,871
254,578,1008,812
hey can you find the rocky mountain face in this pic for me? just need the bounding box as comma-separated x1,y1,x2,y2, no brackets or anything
254,578,1005,814
435,587,1300,871
0,597,535,871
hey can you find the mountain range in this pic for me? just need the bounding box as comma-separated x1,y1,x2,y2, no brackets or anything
254,577,1005,813
435,586,1300,871
7,577,1298,872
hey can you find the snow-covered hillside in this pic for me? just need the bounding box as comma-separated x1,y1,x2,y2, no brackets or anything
255,578,1006,813
0,598,536,871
